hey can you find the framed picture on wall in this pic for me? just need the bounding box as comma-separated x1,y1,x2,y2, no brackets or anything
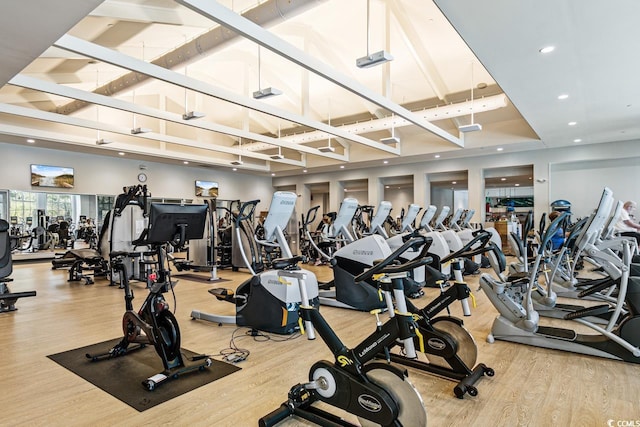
30,164,75,188
195,180,219,198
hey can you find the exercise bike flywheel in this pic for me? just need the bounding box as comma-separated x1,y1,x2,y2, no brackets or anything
154,310,182,362
425,317,478,370
358,368,427,427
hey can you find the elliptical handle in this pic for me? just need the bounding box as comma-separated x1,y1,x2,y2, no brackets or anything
235,200,259,225
304,205,320,228
355,236,432,282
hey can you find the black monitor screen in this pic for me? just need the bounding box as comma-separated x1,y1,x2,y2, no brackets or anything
147,203,208,244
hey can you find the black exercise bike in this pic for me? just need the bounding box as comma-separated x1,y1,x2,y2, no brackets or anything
386,229,495,398
86,203,212,390
260,235,433,427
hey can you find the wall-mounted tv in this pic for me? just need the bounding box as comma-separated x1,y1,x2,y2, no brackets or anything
31,164,75,189
195,180,219,198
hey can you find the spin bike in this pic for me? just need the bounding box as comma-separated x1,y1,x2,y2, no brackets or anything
86,203,212,390
387,229,495,398
260,235,433,427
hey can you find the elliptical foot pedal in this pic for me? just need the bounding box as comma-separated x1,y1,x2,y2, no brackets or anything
536,326,577,341
208,287,235,302
563,304,610,320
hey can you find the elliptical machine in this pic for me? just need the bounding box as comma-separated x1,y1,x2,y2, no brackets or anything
480,188,640,364
259,235,433,427
191,192,319,335
303,199,422,311
86,203,212,390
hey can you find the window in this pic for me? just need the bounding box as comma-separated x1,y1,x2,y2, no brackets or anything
46,193,72,220
9,190,37,226
97,195,114,227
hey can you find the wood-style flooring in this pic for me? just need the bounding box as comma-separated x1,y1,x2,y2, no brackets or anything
2,256,639,426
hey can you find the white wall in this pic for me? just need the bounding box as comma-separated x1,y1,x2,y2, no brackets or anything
6,139,640,226
383,187,413,219
1,142,275,213
550,157,640,218
273,139,640,224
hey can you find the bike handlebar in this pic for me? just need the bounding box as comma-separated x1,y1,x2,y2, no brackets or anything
354,235,433,282
441,229,492,263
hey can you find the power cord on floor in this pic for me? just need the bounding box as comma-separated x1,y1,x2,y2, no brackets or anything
208,327,304,364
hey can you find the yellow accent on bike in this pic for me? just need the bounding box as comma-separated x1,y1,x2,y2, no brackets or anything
414,328,425,353
298,317,305,335
469,292,477,308
278,276,292,285
337,355,353,367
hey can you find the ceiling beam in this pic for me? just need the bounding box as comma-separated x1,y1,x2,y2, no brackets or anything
389,1,449,101
0,102,303,169
9,74,344,164
176,0,463,148
53,35,400,155
89,1,213,27
0,122,270,171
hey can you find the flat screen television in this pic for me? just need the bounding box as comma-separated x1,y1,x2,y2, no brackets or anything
31,164,74,189
147,203,208,245
195,180,219,198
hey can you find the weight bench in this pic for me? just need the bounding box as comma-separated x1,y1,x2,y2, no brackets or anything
51,248,108,285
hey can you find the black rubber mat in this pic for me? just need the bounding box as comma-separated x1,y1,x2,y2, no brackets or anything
47,338,240,411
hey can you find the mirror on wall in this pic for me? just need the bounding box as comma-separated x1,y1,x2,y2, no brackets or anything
0,190,7,220
7,189,98,237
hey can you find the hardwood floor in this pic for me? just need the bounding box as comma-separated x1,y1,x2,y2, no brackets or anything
2,258,639,426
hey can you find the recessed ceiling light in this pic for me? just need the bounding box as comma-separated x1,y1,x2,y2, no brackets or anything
434,154,441,158
232,168,238,171
383,160,389,164
303,169,308,173
118,152,125,156
385,185,390,189
573,138,582,143
501,177,507,181
557,94,569,100
271,173,276,176
497,147,504,151
515,184,520,187
452,181,457,185
340,165,345,169
539,46,555,54
26,138,35,143
568,121,577,126
183,161,189,164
